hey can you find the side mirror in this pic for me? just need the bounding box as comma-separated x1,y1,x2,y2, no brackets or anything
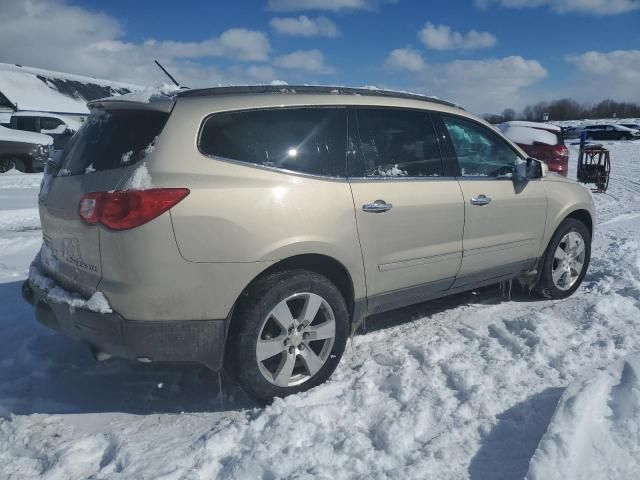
515,157,545,181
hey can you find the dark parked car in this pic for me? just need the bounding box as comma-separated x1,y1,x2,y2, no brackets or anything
583,124,640,141
10,112,81,151
498,121,569,177
0,125,52,173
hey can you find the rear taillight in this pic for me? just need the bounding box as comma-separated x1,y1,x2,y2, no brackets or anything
553,145,569,158
79,188,190,230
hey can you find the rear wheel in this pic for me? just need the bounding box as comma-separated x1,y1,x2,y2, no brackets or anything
535,218,591,299
226,270,348,401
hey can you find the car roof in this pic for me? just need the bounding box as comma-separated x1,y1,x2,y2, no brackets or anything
500,120,561,132
175,85,461,110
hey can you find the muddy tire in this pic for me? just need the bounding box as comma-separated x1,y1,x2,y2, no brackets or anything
226,270,349,402
535,218,591,299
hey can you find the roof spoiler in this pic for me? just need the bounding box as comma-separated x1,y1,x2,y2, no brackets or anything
87,87,180,113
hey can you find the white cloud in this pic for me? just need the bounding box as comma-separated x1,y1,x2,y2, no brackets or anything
419,23,497,50
0,0,272,87
136,29,271,62
391,56,547,113
385,48,425,72
476,0,640,15
426,56,547,112
566,50,640,100
273,50,335,74
267,0,395,11
270,16,340,37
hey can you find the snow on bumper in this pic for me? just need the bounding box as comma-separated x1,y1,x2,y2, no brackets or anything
28,251,112,313
23,252,226,371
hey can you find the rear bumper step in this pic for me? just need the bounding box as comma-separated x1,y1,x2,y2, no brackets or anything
22,280,226,371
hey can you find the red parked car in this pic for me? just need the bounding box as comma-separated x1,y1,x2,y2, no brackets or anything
498,121,569,177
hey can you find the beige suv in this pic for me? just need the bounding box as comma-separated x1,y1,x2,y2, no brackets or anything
23,86,594,400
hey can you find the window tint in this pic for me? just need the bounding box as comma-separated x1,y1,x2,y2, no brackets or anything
355,108,443,177
59,109,168,175
15,117,38,132
443,116,520,178
199,108,347,177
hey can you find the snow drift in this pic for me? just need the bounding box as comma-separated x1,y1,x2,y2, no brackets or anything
527,354,640,480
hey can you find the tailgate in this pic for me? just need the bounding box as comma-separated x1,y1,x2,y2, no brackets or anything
38,106,170,297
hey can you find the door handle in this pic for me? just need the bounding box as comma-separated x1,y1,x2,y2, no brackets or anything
470,194,491,206
363,199,393,213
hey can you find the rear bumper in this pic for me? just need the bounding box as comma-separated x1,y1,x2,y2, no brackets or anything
22,280,226,371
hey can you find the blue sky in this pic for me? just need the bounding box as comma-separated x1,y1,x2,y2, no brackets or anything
1,0,639,113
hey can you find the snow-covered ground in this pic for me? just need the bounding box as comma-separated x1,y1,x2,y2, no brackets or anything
0,139,639,479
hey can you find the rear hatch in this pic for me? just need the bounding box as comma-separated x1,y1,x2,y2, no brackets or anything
38,103,171,297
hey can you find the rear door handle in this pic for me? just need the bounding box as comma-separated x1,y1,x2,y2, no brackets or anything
363,199,393,213
470,194,491,206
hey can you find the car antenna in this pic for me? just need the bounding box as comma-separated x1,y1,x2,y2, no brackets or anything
154,60,181,87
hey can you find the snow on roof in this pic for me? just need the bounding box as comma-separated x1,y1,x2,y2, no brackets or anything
100,84,182,104
0,63,144,115
501,120,561,132
0,125,52,146
498,124,558,146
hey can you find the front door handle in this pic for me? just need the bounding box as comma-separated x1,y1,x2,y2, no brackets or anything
470,194,492,206
363,199,393,213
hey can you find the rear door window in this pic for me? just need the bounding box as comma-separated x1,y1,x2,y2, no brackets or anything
199,108,347,177
353,108,443,177
58,109,168,175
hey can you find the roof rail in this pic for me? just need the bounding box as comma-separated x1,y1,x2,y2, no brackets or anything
175,85,460,109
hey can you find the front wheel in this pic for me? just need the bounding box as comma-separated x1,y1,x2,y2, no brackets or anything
226,270,349,401
0,158,26,173
535,218,591,299
0,158,15,173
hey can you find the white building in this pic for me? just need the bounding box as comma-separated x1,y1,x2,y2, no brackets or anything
0,62,143,125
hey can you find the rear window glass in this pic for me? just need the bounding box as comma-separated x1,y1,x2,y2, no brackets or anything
58,109,168,175
199,108,347,177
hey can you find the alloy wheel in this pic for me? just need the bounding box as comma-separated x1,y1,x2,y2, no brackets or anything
256,292,336,387
551,231,586,291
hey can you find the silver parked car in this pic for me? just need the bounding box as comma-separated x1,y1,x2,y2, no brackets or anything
24,86,595,400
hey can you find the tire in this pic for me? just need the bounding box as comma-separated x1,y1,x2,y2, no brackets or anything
535,218,591,299
0,158,15,173
0,158,25,173
226,270,349,401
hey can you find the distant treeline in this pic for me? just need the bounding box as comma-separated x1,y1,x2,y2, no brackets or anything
484,99,640,124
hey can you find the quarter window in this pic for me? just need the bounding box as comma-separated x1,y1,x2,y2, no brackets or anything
443,116,520,178
355,108,443,177
199,108,347,177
